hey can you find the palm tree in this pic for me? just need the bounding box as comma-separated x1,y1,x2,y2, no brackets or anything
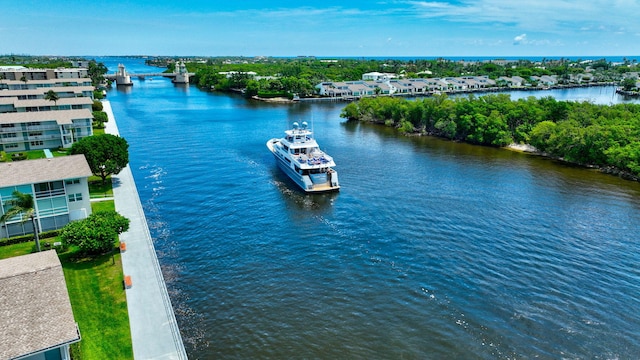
45,90,60,107
0,191,40,252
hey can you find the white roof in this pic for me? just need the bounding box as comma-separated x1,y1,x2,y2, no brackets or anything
0,251,80,359
0,154,92,188
0,108,92,125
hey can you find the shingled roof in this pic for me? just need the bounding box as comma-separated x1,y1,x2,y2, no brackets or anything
0,154,92,188
0,250,81,359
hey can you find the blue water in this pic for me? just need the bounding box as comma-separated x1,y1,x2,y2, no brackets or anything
101,58,640,359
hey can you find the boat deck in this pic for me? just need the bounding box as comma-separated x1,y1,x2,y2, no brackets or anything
308,183,340,193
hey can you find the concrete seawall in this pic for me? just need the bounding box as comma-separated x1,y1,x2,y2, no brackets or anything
102,101,188,359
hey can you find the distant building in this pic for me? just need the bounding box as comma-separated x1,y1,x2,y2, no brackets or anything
362,72,396,81
0,250,81,360
497,76,525,87
0,78,94,92
218,71,257,78
0,155,93,238
0,67,88,81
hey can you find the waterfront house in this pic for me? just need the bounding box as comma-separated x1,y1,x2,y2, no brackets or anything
497,76,525,87
370,81,392,95
444,77,468,90
388,79,429,95
0,155,92,238
464,76,497,89
0,250,81,360
316,82,350,97
531,75,558,87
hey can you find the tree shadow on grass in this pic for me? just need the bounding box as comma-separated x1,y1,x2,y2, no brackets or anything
59,246,120,270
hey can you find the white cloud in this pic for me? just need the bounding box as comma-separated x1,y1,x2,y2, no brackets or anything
404,0,639,34
513,34,527,45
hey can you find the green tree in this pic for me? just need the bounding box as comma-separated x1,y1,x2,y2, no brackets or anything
92,111,108,128
0,191,40,251
88,60,108,87
621,77,637,91
92,100,104,112
60,210,130,255
45,89,60,106
70,134,129,185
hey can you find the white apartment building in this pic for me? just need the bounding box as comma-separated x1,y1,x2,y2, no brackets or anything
0,155,93,238
0,66,89,81
0,109,93,152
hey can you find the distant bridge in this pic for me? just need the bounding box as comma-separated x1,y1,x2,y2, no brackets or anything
106,63,193,86
104,72,194,80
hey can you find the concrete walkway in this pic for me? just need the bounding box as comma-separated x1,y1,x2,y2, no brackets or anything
102,101,188,360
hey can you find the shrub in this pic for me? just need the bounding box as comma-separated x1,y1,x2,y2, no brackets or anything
92,100,104,112
0,230,59,247
11,152,27,161
60,211,129,255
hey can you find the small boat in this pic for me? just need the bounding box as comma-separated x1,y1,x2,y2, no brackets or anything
267,121,340,193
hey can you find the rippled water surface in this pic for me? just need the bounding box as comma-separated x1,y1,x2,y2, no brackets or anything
102,58,640,359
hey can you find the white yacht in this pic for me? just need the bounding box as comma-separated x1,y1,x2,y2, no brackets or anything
267,122,340,193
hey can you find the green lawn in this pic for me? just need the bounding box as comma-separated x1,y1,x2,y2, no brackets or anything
91,200,115,213
89,176,114,199
1,148,69,161
0,200,133,360
62,251,133,360
25,150,43,159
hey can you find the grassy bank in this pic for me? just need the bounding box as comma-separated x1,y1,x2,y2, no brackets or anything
62,250,132,359
0,199,133,360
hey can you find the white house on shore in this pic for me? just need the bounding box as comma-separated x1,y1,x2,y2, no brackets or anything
316,75,502,99
0,250,81,360
0,155,92,239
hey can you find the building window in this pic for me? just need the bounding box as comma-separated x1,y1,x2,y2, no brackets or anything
4,143,19,149
68,193,83,202
34,181,64,198
30,141,44,146
65,179,80,185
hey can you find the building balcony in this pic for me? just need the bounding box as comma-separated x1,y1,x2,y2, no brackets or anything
27,134,60,141
26,125,59,131
0,137,26,144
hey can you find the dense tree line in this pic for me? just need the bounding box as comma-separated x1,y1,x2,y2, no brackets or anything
183,57,636,98
340,95,640,177
179,57,638,97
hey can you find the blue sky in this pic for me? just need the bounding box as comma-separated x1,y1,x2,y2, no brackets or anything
2,0,638,57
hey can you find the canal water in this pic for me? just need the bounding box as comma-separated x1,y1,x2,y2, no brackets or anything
101,58,640,359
